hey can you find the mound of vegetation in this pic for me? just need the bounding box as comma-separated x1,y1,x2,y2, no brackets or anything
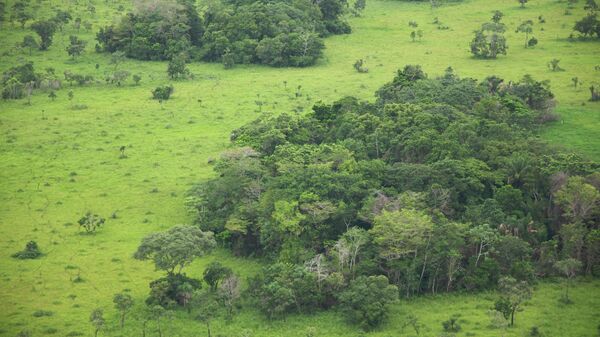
185,66,599,321
12,241,42,259
96,0,350,67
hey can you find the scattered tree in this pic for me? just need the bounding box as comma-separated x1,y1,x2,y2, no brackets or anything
554,258,582,303
89,308,105,337
516,20,534,47
548,59,564,71
113,292,134,328
31,20,57,50
78,212,105,233
495,277,532,326
203,261,233,291
12,241,42,259
134,225,216,275
20,35,38,55
66,35,86,59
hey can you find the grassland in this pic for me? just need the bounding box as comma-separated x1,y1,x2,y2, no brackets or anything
0,0,599,336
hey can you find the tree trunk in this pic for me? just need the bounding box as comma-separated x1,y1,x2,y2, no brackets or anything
121,312,125,328
510,307,515,326
207,321,212,337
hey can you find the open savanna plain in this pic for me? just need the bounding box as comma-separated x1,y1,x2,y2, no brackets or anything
0,0,599,336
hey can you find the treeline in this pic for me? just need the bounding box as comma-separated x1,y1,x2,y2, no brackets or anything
96,0,350,67
184,66,599,321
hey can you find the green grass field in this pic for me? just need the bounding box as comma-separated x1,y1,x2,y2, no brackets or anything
1,0,599,336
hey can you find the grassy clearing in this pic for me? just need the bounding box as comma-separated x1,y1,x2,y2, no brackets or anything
0,0,599,336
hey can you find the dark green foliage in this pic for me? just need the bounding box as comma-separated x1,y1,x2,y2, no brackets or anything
337,275,398,330
203,262,233,291
152,85,174,102
96,0,201,60
442,315,461,332
96,0,348,67
21,35,38,55
113,292,134,328
66,35,86,59
12,241,42,259
146,273,202,307
134,225,216,275
89,308,104,337
77,212,105,233
574,12,600,38
31,20,57,50
189,66,599,309
247,263,322,318
167,54,189,79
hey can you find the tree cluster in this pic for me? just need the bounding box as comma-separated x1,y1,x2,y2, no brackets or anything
187,66,599,327
96,0,350,67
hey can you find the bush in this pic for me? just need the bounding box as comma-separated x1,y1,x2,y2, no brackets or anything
152,85,174,102
12,241,42,259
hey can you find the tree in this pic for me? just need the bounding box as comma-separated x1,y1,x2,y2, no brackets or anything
333,227,369,278
66,35,86,59
470,22,508,59
113,292,134,328
110,51,126,70
133,74,142,85
516,20,534,47
337,275,398,330
519,0,528,8
492,10,504,23
31,20,56,50
167,54,189,79
495,277,532,326
191,291,219,337
89,308,105,337
548,58,564,71
48,91,56,101
21,35,38,55
219,275,241,319
78,212,105,233
554,258,582,303
203,262,233,291
134,225,216,275
152,85,174,108
555,176,599,222
12,241,42,259
149,305,171,337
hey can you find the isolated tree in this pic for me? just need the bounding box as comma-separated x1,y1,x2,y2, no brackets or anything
21,35,38,55
31,20,57,50
78,212,105,233
554,258,582,302
66,35,86,59
492,10,504,23
113,292,134,328
48,90,56,101
152,85,174,108
219,275,241,319
134,225,216,275
111,70,130,86
110,51,126,70
572,76,579,88
337,275,398,330
149,305,171,337
548,59,564,71
495,277,532,326
192,291,219,337
203,261,233,291
353,0,366,16
133,74,142,85
167,54,189,79
471,21,508,58
516,20,534,47
519,0,528,8
89,308,105,337
53,9,72,31
12,241,42,259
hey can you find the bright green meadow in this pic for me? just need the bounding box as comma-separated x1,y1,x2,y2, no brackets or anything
0,0,599,336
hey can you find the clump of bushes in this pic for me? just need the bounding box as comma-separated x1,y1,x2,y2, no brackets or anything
12,241,42,259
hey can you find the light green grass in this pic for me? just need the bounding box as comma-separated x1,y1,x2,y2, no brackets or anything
1,0,599,336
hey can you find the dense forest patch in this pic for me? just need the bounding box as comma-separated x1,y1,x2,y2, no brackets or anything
95,0,350,67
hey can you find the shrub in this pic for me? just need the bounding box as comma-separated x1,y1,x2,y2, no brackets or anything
12,241,42,259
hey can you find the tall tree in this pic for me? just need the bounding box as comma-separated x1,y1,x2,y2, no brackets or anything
31,20,56,50
113,292,134,328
